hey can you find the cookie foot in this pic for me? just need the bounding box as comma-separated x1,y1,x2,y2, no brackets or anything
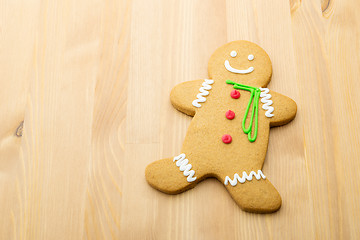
145,154,202,194
223,175,281,213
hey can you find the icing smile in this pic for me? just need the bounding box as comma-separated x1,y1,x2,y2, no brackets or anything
224,60,254,74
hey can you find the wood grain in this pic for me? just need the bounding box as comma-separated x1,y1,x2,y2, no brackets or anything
0,0,359,239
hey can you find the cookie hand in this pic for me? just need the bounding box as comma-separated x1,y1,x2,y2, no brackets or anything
170,79,212,116
267,91,297,127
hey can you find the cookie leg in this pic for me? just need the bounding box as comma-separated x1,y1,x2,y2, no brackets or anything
222,172,281,213
145,153,206,194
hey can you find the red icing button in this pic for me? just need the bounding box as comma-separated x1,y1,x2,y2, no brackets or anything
231,90,240,99
225,110,235,120
222,134,232,144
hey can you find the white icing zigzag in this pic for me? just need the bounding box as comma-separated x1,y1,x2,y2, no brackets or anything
224,170,266,186
173,153,197,182
259,87,274,118
192,79,214,108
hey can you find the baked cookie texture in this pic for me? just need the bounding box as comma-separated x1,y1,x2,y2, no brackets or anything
145,40,297,213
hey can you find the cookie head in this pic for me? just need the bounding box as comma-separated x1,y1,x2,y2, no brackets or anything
208,41,272,87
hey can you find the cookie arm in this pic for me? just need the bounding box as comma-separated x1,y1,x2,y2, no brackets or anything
170,79,207,116
267,91,297,127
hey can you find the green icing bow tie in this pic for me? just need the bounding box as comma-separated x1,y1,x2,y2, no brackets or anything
226,80,261,143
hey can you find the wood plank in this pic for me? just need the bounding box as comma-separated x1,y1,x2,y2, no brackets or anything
0,0,40,239
84,0,131,239
13,1,101,239
291,0,360,238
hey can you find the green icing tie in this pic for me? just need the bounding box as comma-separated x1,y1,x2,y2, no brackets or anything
226,80,260,143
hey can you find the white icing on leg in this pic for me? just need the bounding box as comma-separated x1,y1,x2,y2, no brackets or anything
173,153,197,182
192,79,214,108
224,170,266,186
259,88,274,117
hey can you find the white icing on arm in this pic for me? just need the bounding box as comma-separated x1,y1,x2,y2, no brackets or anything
224,170,266,186
173,153,196,182
259,87,274,117
192,79,214,108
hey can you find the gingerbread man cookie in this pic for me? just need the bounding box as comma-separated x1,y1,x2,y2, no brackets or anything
145,40,297,213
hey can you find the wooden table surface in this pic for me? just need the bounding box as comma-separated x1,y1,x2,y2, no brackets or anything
1,0,359,239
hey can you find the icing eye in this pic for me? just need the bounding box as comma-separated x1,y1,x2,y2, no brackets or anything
230,51,237,58
248,54,254,61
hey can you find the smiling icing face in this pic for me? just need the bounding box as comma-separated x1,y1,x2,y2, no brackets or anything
224,51,255,74
208,40,272,87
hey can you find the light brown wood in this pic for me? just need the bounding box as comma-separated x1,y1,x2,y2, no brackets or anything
0,0,359,239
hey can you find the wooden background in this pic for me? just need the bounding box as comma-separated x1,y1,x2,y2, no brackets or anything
0,0,359,239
